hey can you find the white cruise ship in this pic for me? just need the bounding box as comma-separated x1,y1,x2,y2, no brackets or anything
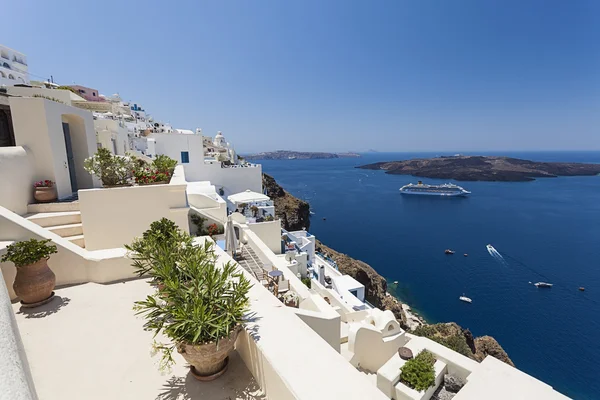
399,181,471,196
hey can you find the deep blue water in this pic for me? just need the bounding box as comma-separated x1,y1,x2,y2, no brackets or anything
260,151,600,400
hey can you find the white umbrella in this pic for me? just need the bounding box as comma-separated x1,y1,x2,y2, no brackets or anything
225,215,238,257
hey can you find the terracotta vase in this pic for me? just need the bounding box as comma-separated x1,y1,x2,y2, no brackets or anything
34,186,57,203
177,327,240,381
14,258,56,305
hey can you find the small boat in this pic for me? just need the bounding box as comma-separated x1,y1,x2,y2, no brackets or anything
463,253,468,257
393,281,399,285
445,249,455,255
486,244,493,251
579,287,585,292
534,282,553,288
459,294,472,303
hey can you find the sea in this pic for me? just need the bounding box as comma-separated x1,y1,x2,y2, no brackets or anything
259,151,600,400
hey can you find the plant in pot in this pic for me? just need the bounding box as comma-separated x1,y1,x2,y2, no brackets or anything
33,180,57,203
1,239,57,306
125,218,193,289
83,148,133,187
399,350,436,392
282,291,299,308
133,239,252,380
152,154,178,176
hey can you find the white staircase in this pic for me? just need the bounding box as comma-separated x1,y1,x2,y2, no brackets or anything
26,202,85,248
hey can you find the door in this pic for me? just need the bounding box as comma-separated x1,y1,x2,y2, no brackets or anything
62,122,78,193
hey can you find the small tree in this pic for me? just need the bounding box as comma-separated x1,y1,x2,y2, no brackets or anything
84,148,133,186
399,350,436,391
1,239,57,267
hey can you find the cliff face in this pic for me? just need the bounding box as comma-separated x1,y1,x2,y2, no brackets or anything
266,173,513,366
262,173,311,231
314,240,407,325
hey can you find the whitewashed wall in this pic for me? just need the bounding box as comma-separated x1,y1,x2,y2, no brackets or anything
192,163,263,196
0,147,33,215
248,220,282,255
79,169,189,250
151,133,204,174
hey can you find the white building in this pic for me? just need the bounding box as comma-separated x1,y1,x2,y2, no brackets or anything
0,45,29,86
93,114,130,156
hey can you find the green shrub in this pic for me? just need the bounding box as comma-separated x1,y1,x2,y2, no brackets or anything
152,154,178,175
190,214,208,236
301,277,312,288
399,350,436,391
125,218,192,278
84,148,133,186
133,238,251,370
412,325,473,358
1,239,57,267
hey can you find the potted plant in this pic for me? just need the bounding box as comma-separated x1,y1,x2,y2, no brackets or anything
152,154,178,176
133,237,251,380
1,239,57,306
33,180,57,203
399,350,436,392
83,148,133,187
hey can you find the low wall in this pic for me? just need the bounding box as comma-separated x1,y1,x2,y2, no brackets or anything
189,163,263,196
248,220,282,255
293,307,341,353
0,206,136,300
0,269,38,400
79,168,189,250
0,147,33,215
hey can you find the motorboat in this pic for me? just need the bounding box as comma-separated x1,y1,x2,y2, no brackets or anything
463,253,468,257
459,294,472,303
445,249,455,255
579,287,585,292
393,281,399,285
534,282,553,288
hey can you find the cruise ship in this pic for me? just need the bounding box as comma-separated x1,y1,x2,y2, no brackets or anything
399,181,471,196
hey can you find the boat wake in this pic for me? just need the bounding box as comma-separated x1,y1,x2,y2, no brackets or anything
487,244,508,265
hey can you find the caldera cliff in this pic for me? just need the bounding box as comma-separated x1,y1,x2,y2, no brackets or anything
263,172,513,366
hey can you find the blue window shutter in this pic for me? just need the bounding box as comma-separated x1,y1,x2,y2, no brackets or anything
181,151,189,163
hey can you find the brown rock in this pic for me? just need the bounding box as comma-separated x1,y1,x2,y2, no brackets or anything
262,173,310,231
473,336,514,367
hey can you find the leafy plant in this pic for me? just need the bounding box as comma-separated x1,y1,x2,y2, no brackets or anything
264,215,275,222
33,180,54,188
152,154,178,175
399,350,436,391
125,218,192,278
133,239,251,370
207,223,224,237
190,214,207,236
57,85,79,94
301,277,312,288
84,148,133,186
1,239,57,267
412,325,473,358
32,94,65,104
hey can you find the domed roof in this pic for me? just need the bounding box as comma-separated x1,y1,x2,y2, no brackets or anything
216,131,224,137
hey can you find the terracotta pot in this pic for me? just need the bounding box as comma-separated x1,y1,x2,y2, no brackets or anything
177,327,240,380
14,258,56,305
34,186,57,203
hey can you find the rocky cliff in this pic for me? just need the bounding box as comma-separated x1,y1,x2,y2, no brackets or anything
262,173,311,231
265,173,513,366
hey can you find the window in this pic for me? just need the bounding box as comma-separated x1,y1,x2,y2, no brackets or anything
79,89,86,94
8,74,14,80
181,151,190,163
92,92,96,96
349,289,358,298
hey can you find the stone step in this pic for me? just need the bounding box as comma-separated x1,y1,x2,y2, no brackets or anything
27,201,80,213
25,211,82,228
48,223,83,238
64,234,85,248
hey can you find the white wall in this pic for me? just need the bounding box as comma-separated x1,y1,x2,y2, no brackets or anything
94,119,129,155
248,220,282,255
79,177,189,250
151,133,204,174
192,163,263,196
293,308,341,353
0,205,136,300
0,147,33,215
9,97,99,199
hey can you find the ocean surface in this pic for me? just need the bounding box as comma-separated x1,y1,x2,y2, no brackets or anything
259,151,600,400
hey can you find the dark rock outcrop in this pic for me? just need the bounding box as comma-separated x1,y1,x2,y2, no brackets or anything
358,155,600,182
444,374,466,393
262,173,310,231
473,336,514,366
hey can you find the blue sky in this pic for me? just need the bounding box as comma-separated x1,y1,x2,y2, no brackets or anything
2,1,599,152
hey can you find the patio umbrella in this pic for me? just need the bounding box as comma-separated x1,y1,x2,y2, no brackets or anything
225,215,238,257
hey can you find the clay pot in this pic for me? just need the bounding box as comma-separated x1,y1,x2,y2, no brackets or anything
177,327,240,381
14,258,56,305
34,186,57,203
